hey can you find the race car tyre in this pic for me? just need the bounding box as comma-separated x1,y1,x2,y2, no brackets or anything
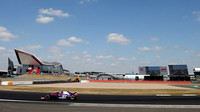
45,95,51,100
70,95,75,100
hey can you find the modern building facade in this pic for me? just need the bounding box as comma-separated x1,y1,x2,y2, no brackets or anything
8,49,65,75
139,66,168,81
168,65,189,76
193,68,200,78
168,65,190,81
0,70,7,77
96,74,119,80
139,66,168,76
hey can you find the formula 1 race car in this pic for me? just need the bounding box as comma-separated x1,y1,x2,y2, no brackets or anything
41,91,78,101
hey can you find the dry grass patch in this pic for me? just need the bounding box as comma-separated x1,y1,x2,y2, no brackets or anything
16,74,77,80
0,85,200,95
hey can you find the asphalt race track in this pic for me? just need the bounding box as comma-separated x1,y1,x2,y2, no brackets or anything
0,90,200,105
1,90,200,112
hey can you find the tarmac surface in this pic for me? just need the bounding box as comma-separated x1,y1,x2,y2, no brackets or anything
0,90,200,105
1,90,200,112
1,102,200,112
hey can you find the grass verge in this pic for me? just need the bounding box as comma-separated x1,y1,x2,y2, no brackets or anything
17,74,77,80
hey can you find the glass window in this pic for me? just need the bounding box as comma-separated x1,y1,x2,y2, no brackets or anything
169,65,189,76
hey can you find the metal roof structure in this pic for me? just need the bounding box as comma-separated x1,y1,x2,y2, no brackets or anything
42,61,62,67
14,49,62,67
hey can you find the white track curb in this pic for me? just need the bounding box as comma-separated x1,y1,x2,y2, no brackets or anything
80,80,89,83
1,81,33,85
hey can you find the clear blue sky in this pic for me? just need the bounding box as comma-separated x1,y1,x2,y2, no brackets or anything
0,0,200,73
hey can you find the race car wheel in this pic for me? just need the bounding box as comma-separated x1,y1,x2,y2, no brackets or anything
70,95,75,100
45,95,51,100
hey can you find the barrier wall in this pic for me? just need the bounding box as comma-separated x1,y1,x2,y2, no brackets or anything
80,80,89,83
88,80,192,83
0,80,192,85
1,80,78,85
32,80,72,84
1,81,33,85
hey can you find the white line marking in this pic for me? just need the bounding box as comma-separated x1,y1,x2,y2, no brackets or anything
182,94,198,96
70,103,200,108
0,99,65,104
156,94,171,96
